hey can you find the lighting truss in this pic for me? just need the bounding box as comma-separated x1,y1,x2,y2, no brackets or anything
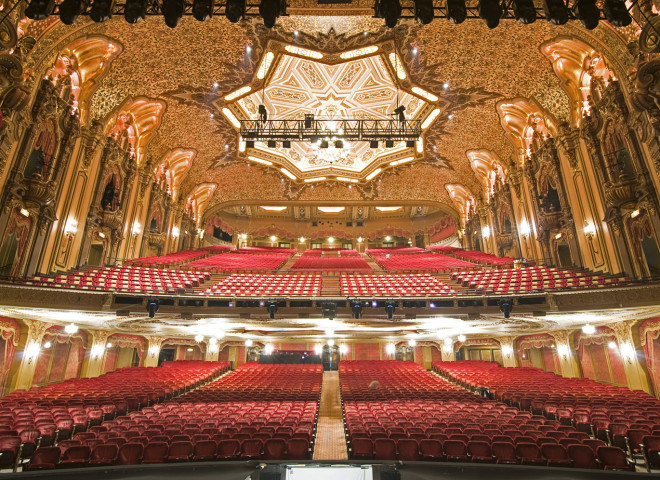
29,0,633,20
239,118,422,142
33,1,276,17
379,0,638,20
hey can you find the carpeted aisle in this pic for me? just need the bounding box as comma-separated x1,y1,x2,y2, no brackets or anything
313,371,348,460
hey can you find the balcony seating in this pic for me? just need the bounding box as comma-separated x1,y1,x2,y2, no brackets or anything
451,250,515,267
290,251,371,272
340,273,457,297
370,252,477,272
200,274,322,297
127,246,233,267
25,266,210,294
427,246,462,254
184,250,293,271
450,267,630,294
365,247,425,254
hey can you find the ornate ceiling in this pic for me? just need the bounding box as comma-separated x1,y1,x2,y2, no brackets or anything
21,13,637,223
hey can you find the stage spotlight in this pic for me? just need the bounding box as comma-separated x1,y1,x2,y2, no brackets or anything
512,0,536,23
543,0,568,24
225,0,245,22
574,0,599,29
193,0,213,21
478,0,502,29
320,140,329,149
304,114,314,129
378,0,401,28
25,0,55,20
385,139,394,148
447,0,467,23
602,0,631,26
282,140,291,148
246,140,255,148
89,0,112,22
267,140,277,148
267,302,278,319
162,0,184,27
259,0,281,28
406,140,415,148
124,0,147,23
370,140,379,148
385,303,396,320
59,0,87,24
413,0,434,24
334,140,344,149
351,303,363,319
498,298,513,319
146,298,159,318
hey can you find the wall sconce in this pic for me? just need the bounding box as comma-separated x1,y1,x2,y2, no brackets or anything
385,236,392,241
208,342,219,353
328,237,335,243
132,222,142,236
91,344,106,359
339,344,348,355
608,341,617,349
619,343,636,364
501,345,513,356
557,344,570,358
299,236,305,243
19,208,30,217
98,232,106,239
148,345,160,355
240,233,247,240
519,220,531,237
385,343,396,355
171,226,180,238
270,235,277,242
106,342,113,348
357,237,363,243
43,341,52,349
583,222,596,238
555,232,563,240
631,209,640,218
24,342,41,364
64,219,78,237
408,339,417,347
481,226,490,238
314,344,323,355
245,339,253,347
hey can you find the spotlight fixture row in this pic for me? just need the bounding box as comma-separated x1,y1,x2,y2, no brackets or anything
24,0,287,29
375,0,631,30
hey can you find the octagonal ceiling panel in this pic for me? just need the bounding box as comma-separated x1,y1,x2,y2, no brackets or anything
226,46,435,181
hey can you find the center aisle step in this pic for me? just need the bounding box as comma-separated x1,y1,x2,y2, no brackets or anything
361,253,384,272
278,253,301,271
191,273,226,293
434,272,470,293
321,274,341,296
313,371,348,460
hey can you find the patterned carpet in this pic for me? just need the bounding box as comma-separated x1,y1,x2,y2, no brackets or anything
313,371,348,460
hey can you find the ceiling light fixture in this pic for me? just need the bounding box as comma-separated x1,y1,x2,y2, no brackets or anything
193,0,214,20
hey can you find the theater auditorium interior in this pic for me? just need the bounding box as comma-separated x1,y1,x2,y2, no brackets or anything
0,0,660,478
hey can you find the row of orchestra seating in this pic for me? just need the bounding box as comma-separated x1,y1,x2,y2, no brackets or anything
200,274,322,296
24,266,210,294
450,267,630,294
433,361,660,471
340,361,645,470
14,363,320,469
0,362,229,471
364,247,426,254
340,274,457,297
369,252,478,272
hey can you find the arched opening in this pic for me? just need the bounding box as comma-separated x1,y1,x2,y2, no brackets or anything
557,241,573,268
103,335,144,372
88,244,105,267
0,235,19,278
33,327,87,386
641,235,660,278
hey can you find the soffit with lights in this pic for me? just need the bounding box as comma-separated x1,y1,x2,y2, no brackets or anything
223,39,441,183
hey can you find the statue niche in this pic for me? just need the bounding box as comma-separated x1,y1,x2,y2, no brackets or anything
601,121,634,181
100,171,121,212
23,119,57,180
538,172,562,214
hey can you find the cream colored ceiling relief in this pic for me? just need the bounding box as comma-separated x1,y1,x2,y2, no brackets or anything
224,40,438,183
